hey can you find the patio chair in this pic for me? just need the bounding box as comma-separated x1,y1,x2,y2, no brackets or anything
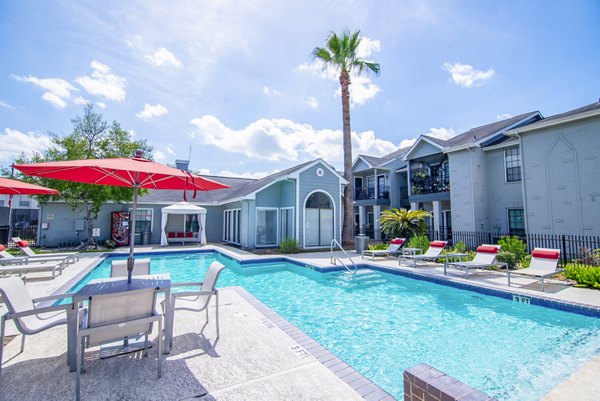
445,244,506,278
0,277,74,376
0,244,29,265
399,241,447,268
0,259,66,280
76,287,162,401
110,258,151,278
362,238,405,261
168,261,226,344
507,248,563,292
12,238,79,264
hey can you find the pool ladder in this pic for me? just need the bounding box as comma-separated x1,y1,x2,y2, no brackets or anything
330,239,357,274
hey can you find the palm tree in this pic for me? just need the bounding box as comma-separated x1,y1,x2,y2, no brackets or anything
379,208,431,239
312,30,380,245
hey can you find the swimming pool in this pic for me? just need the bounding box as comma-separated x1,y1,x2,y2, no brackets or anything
71,251,600,400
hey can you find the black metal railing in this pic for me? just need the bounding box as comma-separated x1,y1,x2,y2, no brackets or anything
354,186,390,201
0,226,38,247
411,176,450,195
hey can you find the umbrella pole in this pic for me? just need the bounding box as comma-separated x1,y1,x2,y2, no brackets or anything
127,183,139,284
7,195,13,245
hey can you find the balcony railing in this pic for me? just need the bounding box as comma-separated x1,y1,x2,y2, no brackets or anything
411,176,450,195
354,186,390,201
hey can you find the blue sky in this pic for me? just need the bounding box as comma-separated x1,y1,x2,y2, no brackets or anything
1,0,599,178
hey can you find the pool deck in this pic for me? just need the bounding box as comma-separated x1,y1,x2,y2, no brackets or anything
1,244,599,400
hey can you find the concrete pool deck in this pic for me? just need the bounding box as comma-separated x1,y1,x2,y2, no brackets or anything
1,243,599,400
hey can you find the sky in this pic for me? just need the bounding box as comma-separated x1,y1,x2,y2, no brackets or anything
1,0,599,179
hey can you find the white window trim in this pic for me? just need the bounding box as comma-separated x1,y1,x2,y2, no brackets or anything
279,207,295,242
129,207,153,233
223,208,241,245
302,189,336,249
255,207,279,247
504,147,522,184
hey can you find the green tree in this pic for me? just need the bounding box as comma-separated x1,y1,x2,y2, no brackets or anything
12,104,152,248
379,208,431,239
312,30,380,245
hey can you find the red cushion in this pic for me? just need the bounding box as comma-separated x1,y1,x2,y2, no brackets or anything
391,238,405,245
185,232,193,238
167,232,175,238
17,240,29,247
477,245,499,254
176,232,184,238
429,241,447,248
532,249,560,260
0,244,5,252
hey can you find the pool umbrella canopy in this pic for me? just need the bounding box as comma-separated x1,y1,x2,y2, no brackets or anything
13,152,229,283
0,177,60,244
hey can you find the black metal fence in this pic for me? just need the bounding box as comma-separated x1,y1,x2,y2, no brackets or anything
0,226,38,247
425,227,600,266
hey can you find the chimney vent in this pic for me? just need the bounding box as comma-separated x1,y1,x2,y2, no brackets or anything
175,159,189,171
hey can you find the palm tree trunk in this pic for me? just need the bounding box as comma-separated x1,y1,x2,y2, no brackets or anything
340,70,354,246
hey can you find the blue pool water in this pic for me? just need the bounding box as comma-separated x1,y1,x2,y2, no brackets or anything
71,252,600,400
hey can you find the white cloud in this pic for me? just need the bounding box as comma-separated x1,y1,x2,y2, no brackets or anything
422,127,456,141
306,97,318,108
73,96,89,105
136,103,168,120
145,47,182,68
165,144,176,156
189,115,397,167
75,60,127,102
216,170,271,179
263,86,282,97
0,100,14,109
0,128,53,163
153,150,165,162
497,113,513,121
443,62,495,88
356,37,380,58
12,75,78,108
96,102,107,109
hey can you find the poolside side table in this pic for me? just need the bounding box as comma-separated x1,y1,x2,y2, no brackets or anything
399,247,422,266
67,273,173,372
444,252,470,275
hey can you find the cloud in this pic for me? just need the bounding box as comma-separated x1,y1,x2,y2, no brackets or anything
189,115,398,167
263,86,282,97
12,75,78,108
136,103,168,120
145,47,182,68
194,168,271,179
496,113,513,121
0,100,14,109
306,97,318,108
0,128,53,163
75,60,127,102
443,62,495,88
356,37,380,58
165,144,176,156
153,150,165,162
96,102,107,109
422,127,456,141
73,96,89,105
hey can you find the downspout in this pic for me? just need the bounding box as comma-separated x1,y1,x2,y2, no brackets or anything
515,132,529,235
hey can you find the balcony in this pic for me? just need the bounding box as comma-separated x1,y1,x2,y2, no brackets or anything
354,185,390,201
410,174,450,195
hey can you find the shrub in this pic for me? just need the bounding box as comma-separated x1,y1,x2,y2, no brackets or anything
368,243,388,251
407,235,430,253
497,236,528,268
279,239,299,254
103,239,116,249
577,248,600,266
565,264,600,289
452,241,467,253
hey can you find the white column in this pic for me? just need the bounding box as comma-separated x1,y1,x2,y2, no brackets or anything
432,201,443,234
373,205,381,240
358,206,366,234
410,202,418,210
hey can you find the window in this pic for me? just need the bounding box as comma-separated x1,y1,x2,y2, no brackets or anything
280,208,294,241
377,175,386,199
505,148,521,182
224,208,241,244
130,208,153,233
256,208,278,246
367,176,375,198
19,195,30,207
508,209,525,237
186,214,199,233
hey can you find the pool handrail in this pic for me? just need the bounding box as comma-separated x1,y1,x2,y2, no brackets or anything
330,239,357,274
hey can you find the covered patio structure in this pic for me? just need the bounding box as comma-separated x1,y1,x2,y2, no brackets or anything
160,202,207,246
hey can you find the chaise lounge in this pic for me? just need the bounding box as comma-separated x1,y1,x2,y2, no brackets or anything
362,238,405,261
507,248,563,292
12,238,79,264
445,244,507,278
399,241,447,268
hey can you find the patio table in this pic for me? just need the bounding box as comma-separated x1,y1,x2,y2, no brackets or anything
66,273,173,372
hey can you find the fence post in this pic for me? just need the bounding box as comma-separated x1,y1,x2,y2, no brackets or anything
488,232,493,244
561,235,567,266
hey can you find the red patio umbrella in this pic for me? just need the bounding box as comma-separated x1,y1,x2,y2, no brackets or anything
0,177,60,244
14,151,229,282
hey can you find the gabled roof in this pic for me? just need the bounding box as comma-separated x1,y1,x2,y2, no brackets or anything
353,147,411,171
402,135,447,160
507,101,600,135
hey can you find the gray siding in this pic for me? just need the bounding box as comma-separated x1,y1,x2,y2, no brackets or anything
204,205,226,242
353,159,371,172
484,147,523,232
407,141,443,159
448,151,476,231
520,116,600,235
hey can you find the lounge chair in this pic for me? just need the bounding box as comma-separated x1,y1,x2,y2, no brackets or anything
12,238,79,264
399,240,447,268
0,277,74,375
445,244,506,278
110,258,151,278
507,248,563,292
76,287,162,401
168,261,226,344
0,245,28,266
0,260,66,280
362,238,405,261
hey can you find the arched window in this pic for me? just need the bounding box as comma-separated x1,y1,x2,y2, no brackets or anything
304,191,334,247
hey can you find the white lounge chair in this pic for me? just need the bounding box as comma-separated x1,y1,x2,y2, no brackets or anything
507,248,563,292
12,237,79,264
110,258,151,278
76,287,162,401
0,245,29,266
362,238,405,261
399,241,447,268
0,260,66,280
445,244,506,278
0,277,74,375
169,261,226,344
